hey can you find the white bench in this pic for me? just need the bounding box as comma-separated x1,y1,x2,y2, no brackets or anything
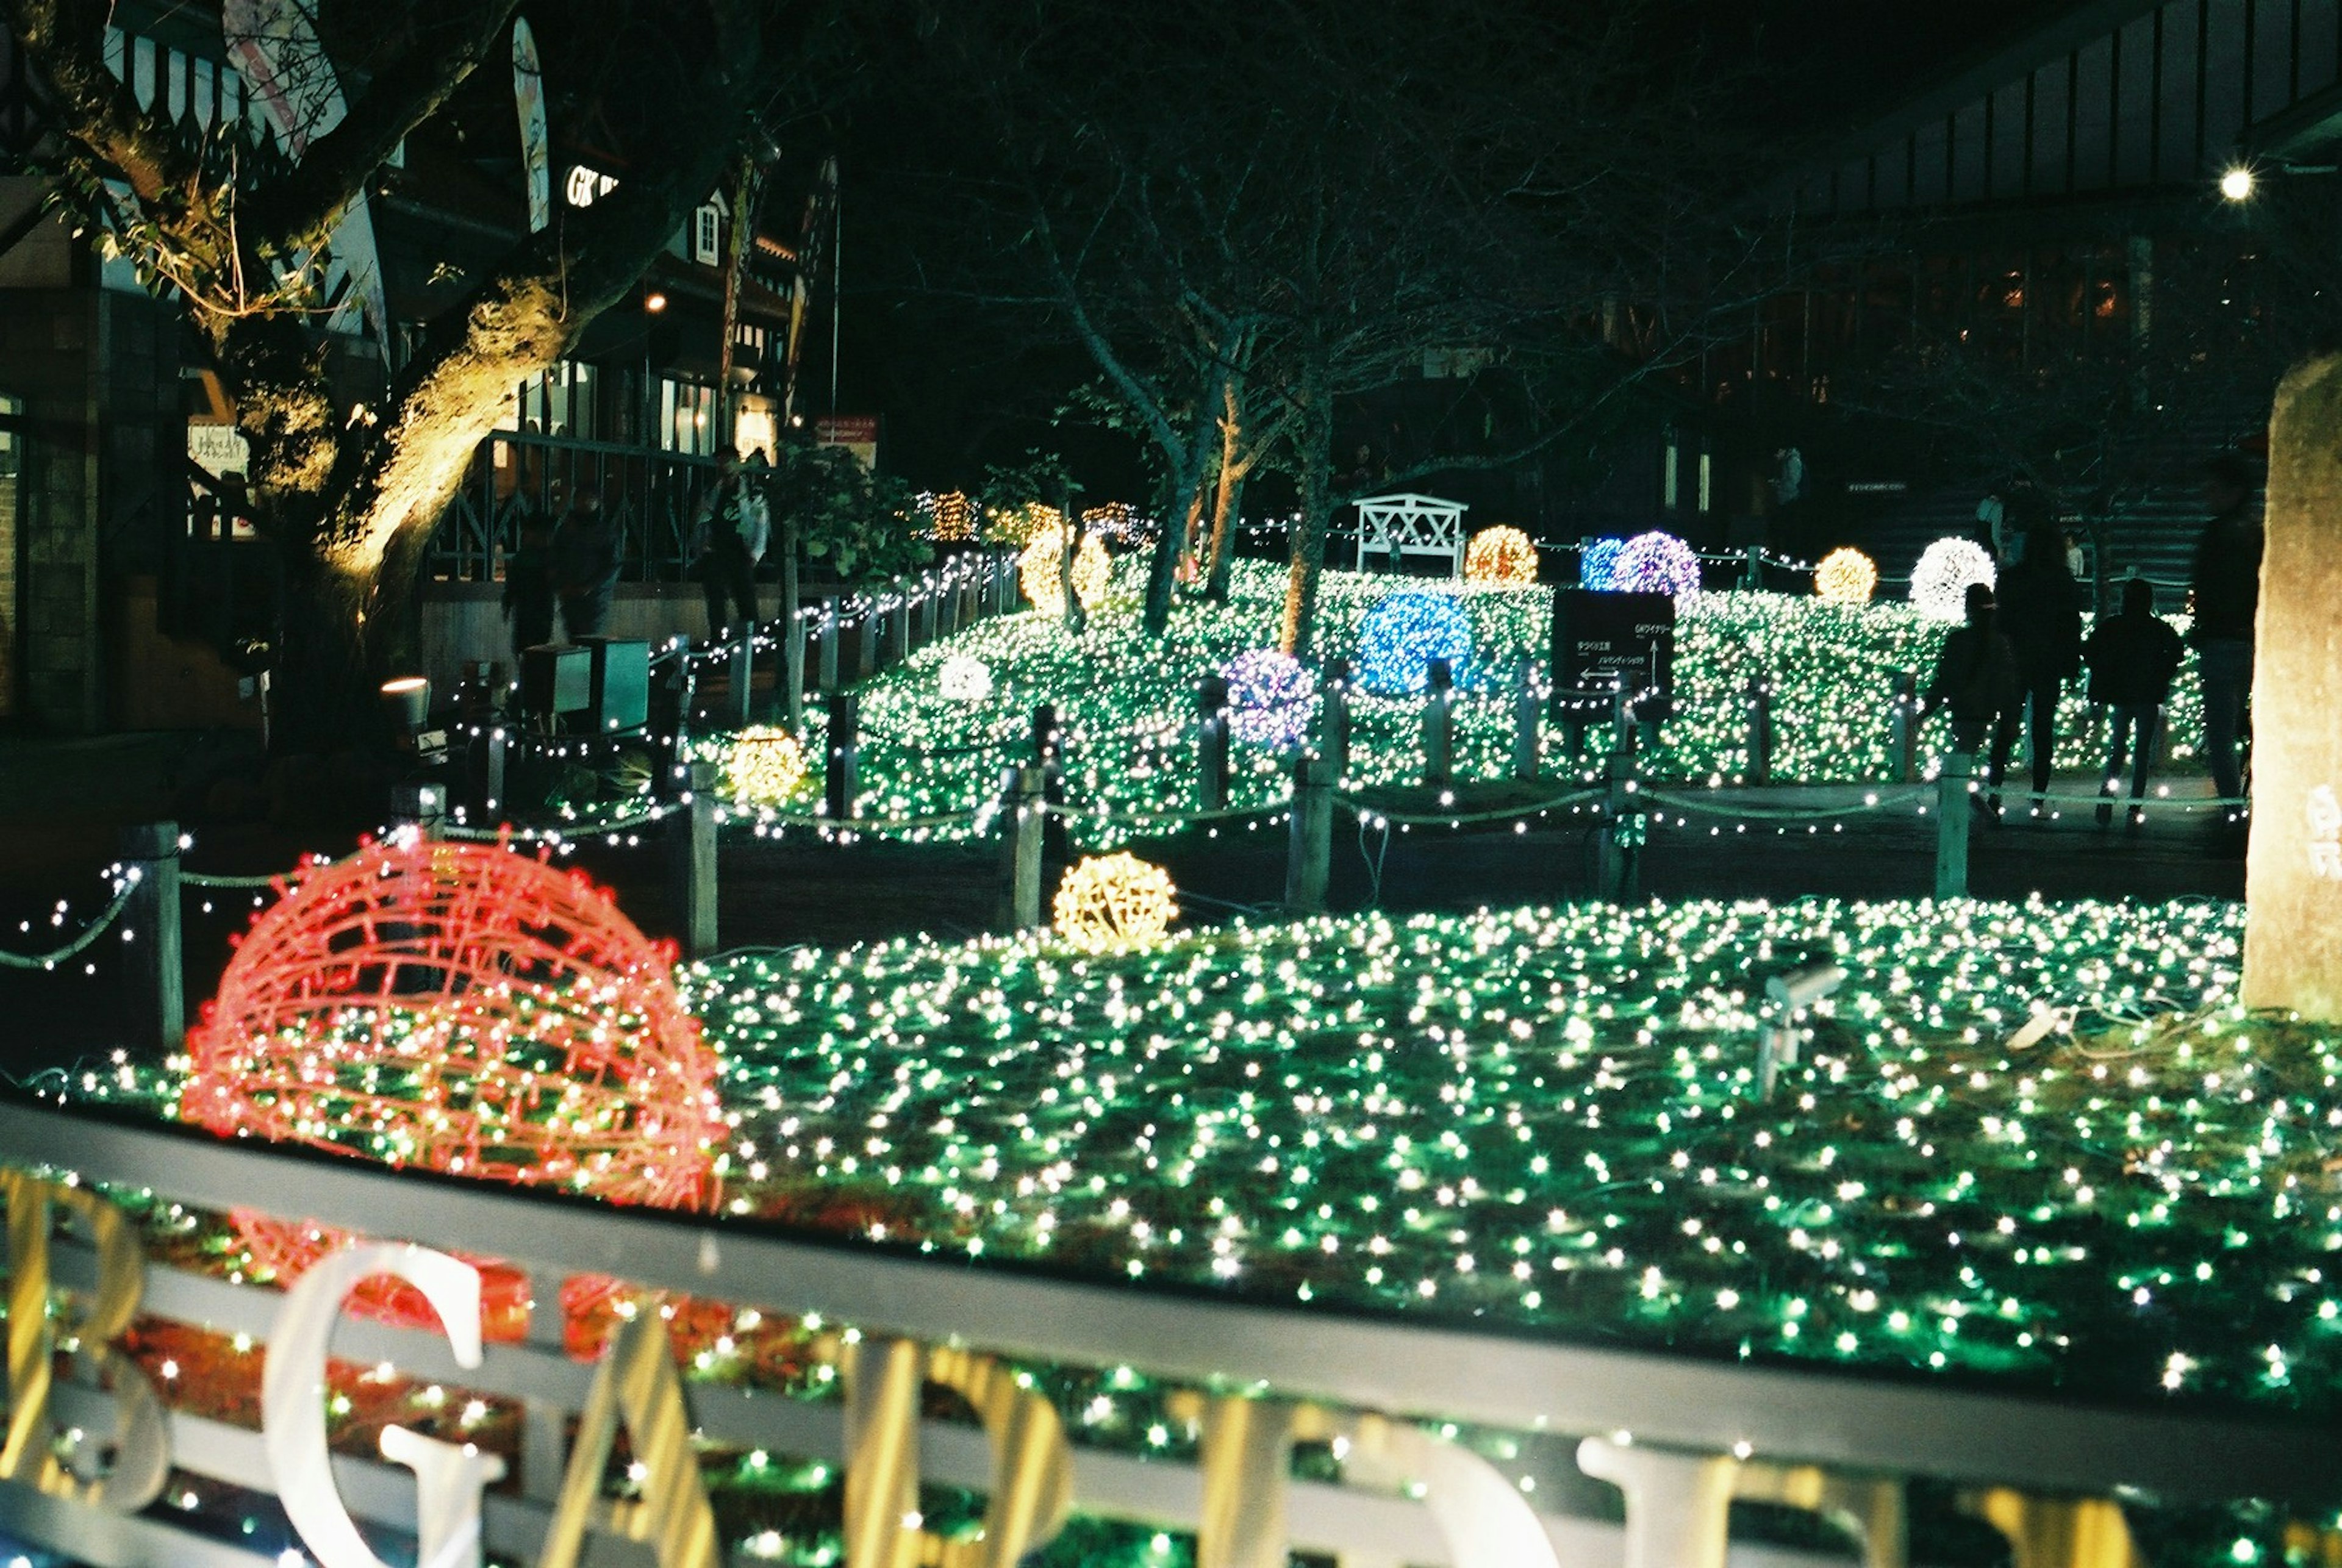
1355,492,1468,576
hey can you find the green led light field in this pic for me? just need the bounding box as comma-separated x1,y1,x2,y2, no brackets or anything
725,560,2208,837
684,894,2336,1419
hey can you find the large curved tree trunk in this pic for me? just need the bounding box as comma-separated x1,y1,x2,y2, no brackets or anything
1279,365,1333,657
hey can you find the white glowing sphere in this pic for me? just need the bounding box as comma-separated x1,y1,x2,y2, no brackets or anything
939,653,994,703
1908,537,1996,623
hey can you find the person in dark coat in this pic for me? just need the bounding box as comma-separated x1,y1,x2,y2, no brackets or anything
551,484,620,640
1987,523,2084,815
500,513,557,662
2189,453,2263,816
2083,576,2186,827
1926,584,2021,817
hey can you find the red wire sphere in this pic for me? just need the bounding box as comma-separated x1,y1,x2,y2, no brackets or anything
179,837,723,1333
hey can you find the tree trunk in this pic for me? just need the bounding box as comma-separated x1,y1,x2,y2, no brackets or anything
1205,465,1247,603
1143,362,1226,636
1280,371,1334,657
1055,475,1087,635
272,550,391,756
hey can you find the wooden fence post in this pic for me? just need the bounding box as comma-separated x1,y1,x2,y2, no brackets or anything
1320,657,1352,778
887,596,911,665
917,585,939,646
119,822,182,1055
1286,757,1334,912
1198,675,1231,811
1745,674,1772,786
782,609,806,730
825,691,861,822
1511,655,1541,781
1888,668,1917,783
1001,764,1048,932
818,598,840,693
672,761,720,958
854,611,879,681
730,621,754,728
1595,750,1638,903
1423,658,1455,786
1935,750,1974,900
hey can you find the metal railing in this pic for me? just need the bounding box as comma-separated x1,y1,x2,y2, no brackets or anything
0,1096,2332,1568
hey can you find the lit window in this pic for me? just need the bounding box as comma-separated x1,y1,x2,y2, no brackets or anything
694,205,722,265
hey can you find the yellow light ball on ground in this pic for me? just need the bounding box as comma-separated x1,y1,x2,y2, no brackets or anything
724,726,811,806
1018,525,1112,618
1814,546,1878,604
1464,526,1538,585
1051,852,1178,951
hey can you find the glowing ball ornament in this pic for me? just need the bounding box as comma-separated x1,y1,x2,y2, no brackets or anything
1464,526,1538,586
1813,546,1879,605
1222,649,1317,750
723,725,811,806
1051,852,1178,951
180,837,723,1326
1579,537,1625,588
1610,531,1702,600
1355,593,1475,695
939,653,994,703
1017,524,1112,618
1908,536,1997,623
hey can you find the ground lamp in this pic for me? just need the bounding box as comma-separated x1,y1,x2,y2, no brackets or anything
379,676,429,736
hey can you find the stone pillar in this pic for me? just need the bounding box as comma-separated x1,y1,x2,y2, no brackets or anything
2244,355,2342,1020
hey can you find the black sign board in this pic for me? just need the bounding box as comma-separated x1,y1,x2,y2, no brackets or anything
1551,587,1675,718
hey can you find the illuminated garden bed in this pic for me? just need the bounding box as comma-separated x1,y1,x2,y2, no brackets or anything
737,560,2208,839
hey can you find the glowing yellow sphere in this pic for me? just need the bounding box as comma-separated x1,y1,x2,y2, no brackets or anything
723,725,811,806
1051,851,1178,951
1813,546,1879,605
1464,526,1538,586
1018,525,1112,618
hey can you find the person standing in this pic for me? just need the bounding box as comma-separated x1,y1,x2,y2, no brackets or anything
2190,453,2263,818
2082,577,2186,828
695,446,770,638
1925,582,2022,814
1986,523,2084,816
551,482,620,640
500,512,557,662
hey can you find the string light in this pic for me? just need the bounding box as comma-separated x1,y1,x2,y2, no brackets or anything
1019,525,1112,618
1464,526,1539,587
1910,538,1997,623
1814,548,1879,606
1050,852,1178,950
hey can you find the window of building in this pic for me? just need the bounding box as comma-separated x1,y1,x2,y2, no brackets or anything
693,204,722,265
657,378,717,456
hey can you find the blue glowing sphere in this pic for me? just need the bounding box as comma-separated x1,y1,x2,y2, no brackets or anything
1579,537,1625,588
1355,593,1475,695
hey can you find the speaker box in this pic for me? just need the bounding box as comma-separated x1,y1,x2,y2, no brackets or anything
520,643,592,718
577,636,651,733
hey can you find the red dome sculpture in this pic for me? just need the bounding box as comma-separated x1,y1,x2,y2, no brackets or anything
180,836,723,1333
